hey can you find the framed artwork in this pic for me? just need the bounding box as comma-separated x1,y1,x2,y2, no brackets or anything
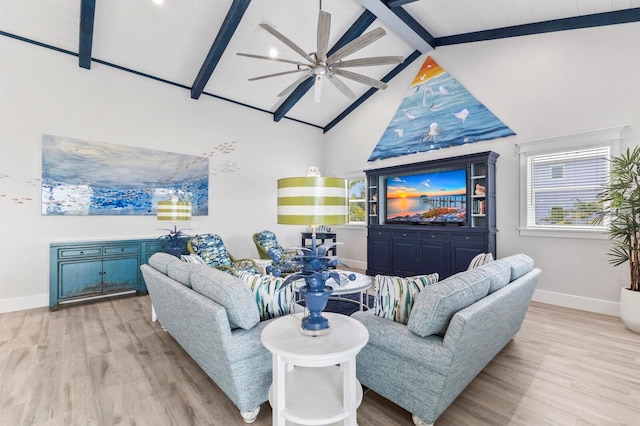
368,56,515,161
42,135,208,215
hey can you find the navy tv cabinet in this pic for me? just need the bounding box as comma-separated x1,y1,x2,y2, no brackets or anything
365,151,498,278
49,237,187,310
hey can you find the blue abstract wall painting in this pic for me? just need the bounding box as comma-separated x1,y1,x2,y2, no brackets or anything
368,56,515,162
42,135,209,215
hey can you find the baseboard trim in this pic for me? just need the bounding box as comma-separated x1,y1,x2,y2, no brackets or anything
339,258,367,272
533,289,620,317
0,293,49,314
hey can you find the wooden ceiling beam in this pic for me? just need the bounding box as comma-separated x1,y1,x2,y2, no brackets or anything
323,49,421,133
436,8,640,46
191,0,251,100
79,0,96,69
385,0,420,8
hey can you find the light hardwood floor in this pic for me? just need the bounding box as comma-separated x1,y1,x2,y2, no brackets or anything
0,296,638,425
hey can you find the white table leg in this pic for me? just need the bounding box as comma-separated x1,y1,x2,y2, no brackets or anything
151,304,157,322
272,354,286,426
343,357,358,425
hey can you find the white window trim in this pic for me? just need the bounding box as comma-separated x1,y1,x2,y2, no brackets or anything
339,171,367,226
515,126,624,239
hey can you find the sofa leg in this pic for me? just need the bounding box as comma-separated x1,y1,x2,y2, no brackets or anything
412,414,433,426
240,406,260,423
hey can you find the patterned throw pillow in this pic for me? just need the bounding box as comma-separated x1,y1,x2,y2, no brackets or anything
237,272,294,321
374,273,439,324
467,252,494,270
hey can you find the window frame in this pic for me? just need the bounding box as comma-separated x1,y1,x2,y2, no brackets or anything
516,126,624,239
343,175,366,226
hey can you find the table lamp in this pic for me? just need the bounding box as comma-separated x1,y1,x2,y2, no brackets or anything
275,169,354,334
157,196,192,257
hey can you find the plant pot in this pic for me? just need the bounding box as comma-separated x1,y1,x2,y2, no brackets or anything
620,287,640,333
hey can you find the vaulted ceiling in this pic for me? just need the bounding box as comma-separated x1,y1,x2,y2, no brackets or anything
2,0,639,132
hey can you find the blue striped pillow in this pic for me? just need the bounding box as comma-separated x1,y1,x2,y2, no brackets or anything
374,273,439,324
237,272,294,321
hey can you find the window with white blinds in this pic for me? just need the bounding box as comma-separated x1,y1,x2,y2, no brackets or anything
516,126,623,238
525,147,609,229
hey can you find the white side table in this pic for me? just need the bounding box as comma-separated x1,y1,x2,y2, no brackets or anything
261,313,369,426
251,258,273,274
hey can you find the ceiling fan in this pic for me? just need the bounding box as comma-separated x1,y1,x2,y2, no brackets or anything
237,2,403,103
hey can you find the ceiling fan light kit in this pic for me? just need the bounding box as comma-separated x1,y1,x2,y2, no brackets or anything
237,3,404,103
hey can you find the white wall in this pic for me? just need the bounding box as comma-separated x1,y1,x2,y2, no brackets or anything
324,22,640,316
0,37,323,312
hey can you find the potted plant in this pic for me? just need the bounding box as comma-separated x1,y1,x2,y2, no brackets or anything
594,146,640,332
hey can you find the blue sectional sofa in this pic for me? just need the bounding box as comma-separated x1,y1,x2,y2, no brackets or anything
352,254,541,425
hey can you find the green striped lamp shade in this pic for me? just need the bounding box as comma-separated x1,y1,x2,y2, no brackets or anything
277,177,348,225
157,200,192,221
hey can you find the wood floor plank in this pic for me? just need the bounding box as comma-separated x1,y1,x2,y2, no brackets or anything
0,296,638,425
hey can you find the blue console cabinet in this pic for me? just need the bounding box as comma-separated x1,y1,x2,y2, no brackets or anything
49,238,187,310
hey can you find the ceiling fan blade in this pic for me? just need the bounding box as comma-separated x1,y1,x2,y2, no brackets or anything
260,23,313,63
249,69,307,82
327,74,356,100
277,73,312,97
316,10,331,62
326,27,386,64
333,69,388,90
330,56,403,68
237,52,306,66
313,75,323,103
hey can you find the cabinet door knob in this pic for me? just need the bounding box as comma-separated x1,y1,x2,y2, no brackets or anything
80,251,84,254
402,233,407,237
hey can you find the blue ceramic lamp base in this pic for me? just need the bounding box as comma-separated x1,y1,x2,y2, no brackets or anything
270,236,355,335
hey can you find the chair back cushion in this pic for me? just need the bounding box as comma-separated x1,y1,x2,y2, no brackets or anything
254,230,285,259
190,234,233,268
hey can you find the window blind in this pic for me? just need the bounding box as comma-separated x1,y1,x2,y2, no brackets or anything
526,147,609,228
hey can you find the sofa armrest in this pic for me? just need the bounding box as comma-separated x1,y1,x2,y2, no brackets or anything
351,311,453,374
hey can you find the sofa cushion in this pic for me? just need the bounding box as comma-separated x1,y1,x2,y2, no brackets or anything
237,272,294,321
408,269,491,337
500,254,534,281
190,265,260,330
148,252,181,274
167,261,194,288
374,273,439,324
477,259,512,293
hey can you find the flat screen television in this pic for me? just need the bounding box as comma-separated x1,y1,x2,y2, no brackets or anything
385,168,467,225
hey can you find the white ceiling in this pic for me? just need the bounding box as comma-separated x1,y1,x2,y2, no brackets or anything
1,0,639,129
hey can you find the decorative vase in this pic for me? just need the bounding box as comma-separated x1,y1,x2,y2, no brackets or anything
620,287,640,333
299,287,333,331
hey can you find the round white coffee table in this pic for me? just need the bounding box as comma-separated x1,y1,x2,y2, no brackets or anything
261,313,369,426
293,271,372,311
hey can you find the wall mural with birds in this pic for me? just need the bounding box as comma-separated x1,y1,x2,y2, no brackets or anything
368,56,515,161
41,135,209,215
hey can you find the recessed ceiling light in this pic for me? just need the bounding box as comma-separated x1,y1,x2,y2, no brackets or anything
269,48,278,58
153,0,163,5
